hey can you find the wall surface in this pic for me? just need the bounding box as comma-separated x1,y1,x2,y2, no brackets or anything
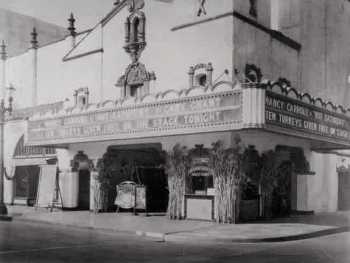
3,0,349,213
308,152,340,212
301,0,350,107
3,120,27,204
234,0,300,88
5,1,234,107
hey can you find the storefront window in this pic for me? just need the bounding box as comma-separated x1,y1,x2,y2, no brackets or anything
187,145,213,196
191,174,213,195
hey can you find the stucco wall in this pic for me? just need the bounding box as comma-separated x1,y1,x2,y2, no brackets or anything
3,120,27,204
102,0,234,99
5,1,234,106
234,0,300,88
6,51,33,108
308,152,339,212
300,0,350,107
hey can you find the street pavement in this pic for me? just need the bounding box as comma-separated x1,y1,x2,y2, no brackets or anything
0,220,349,263
7,206,350,243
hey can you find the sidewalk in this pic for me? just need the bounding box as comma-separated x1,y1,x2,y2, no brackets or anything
6,205,350,243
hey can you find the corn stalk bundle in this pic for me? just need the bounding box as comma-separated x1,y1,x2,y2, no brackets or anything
96,159,114,212
165,144,189,219
210,137,244,224
92,174,102,214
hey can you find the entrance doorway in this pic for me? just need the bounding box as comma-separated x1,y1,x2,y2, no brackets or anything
100,143,168,212
272,145,309,217
78,170,90,210
14,166,40,206
271,160,292,217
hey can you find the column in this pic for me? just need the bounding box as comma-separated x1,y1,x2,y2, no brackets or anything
0,41,6,101
188,66,194,88
30,28,39,107
242,83,266,128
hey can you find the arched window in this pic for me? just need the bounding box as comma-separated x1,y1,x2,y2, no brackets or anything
196,73,207,87
132,17,140,43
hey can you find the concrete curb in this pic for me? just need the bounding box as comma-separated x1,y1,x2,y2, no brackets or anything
136,231,166,241
11,216,350,244
165,226,350,243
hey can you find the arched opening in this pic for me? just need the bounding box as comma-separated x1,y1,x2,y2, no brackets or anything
78,169,90,210
196,73,207,87
132,17,140,43
99,143,168,213
71,151,92,210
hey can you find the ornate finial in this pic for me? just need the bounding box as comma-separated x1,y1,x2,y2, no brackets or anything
68,13,76,37
127,0,145,13
245,64,262,83
30,27,38,49
123,0,146,63
0,40,7,61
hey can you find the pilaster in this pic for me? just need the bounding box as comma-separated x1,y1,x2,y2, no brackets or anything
30,28,38,107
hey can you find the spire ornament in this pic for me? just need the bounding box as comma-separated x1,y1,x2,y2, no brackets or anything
68,13,76,37
116,0,156,98
30,27,39,49
0,41,6,61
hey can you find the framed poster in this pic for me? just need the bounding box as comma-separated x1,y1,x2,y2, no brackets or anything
135,185,146,210
114,181,136,209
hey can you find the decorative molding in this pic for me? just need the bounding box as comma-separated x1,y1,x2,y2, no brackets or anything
188,62,214,88
73,87,89,108
70,151,94,172
26,87,242,146
116,62,156,87
245,64,262,83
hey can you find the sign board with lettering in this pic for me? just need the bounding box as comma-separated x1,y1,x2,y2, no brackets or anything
26,90,242,145
265,90,350,146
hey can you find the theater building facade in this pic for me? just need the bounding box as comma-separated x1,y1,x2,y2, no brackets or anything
2,0,350,219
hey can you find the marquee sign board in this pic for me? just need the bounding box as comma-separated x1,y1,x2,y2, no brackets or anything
26,90,242,145
265,90,350,144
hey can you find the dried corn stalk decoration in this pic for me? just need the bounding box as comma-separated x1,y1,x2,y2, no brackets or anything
210,136,244,224
165,144,189,219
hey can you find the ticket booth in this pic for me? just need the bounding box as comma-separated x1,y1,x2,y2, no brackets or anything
185,146,215,221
